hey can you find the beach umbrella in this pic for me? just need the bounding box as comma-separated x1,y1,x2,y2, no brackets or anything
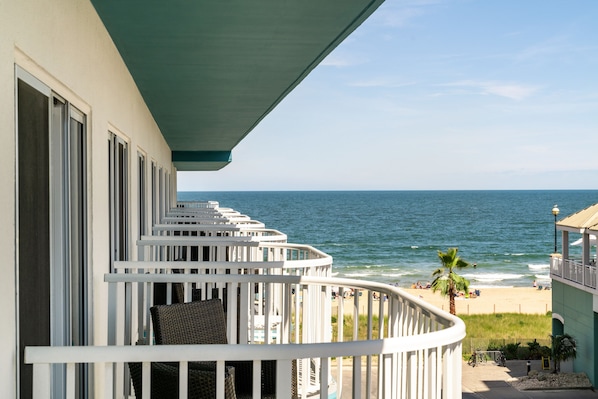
571,235,597,246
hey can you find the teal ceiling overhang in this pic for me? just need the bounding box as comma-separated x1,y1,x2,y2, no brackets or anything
90,0,385,171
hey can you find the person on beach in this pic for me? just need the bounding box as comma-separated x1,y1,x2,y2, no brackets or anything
533,280,537,288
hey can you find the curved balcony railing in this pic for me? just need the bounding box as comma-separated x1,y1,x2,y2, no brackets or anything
161,215,266,227
137,236,330,275
151,223,288,241
26,201,464,397
27,274,465,399
176,200,220,209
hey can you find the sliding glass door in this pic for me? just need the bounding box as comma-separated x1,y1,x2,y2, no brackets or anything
17,70,89,399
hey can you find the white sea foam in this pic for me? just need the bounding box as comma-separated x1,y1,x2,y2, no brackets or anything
528,264,549,270
411,245,419,249
344,272,374,277
380,272,411,278
469,285,515,289
463,273,525,282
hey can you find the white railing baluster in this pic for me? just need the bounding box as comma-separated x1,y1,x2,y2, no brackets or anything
216,361,225,399
320,357,329,398
29,273,466,399
141,362,150,399
32,363,51,399
252,360,261,398
179,361,188,399
66,363,75,399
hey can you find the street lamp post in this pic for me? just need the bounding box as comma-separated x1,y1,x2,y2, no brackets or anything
552,205,560,253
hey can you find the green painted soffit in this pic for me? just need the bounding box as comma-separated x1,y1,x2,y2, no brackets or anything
90,0,385,171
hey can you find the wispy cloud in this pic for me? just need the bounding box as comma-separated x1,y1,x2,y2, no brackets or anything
439,80,539,100
320,54,369,68
349,79,417,88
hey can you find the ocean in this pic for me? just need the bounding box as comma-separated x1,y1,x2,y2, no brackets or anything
177,190,598,288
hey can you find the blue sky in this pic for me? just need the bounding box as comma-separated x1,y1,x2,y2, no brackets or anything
178,0,598,191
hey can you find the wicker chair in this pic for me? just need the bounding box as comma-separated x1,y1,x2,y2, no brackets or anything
129,298,237,398
150,299,295,398
128,361,237,399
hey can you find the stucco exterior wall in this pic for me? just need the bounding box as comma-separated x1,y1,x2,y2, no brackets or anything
1,0,174,397
552,280,596,384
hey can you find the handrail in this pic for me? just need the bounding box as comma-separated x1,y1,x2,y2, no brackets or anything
161,216,265,227
551,256,597,290
28,274,465,399
104,273,462,338
114,257,332,271
151,223,284,234
138,234,287,245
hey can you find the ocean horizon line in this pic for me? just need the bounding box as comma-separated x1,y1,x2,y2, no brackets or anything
179,188,598,193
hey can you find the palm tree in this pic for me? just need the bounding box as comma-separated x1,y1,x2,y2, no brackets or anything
551,333,577,373
431,247,470,315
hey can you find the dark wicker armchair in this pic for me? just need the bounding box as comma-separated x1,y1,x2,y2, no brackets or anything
128,361,237,399
149,299,294,398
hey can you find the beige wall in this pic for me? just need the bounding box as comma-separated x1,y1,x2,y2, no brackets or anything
1,0,175,397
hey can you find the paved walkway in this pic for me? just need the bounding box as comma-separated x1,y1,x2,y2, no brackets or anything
463,359,598,398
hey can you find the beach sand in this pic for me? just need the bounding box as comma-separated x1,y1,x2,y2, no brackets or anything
403,287,552,315
332,287,552,316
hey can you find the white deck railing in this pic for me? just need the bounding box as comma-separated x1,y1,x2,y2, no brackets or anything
163,203,266,227
176,200,220,209
151,224,288,241
161,215,266,227
26,201,464,397
27,274,465,399
551,256,597,290
137,236,330,275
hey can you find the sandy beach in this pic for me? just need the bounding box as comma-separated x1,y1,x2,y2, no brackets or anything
332,286,552,316
403,286,552,315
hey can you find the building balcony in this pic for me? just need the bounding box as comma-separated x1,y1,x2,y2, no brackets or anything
550,255,597,291
24,202,465,398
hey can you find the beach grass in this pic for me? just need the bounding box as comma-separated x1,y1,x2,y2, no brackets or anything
461,313,552,355
461,313,551,340
332,312,552,355
331,315,385,341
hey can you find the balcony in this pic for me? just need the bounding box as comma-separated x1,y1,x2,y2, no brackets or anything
551,255,597,291
25,202,465,398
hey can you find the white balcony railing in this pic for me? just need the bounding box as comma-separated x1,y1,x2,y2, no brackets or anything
25,202,464,398
136,237,331,277
176,200,220,209
551,256,597,290
27,274,465,399
151,224,288,241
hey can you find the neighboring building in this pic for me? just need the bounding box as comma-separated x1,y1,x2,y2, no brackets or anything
2,1,464,398
551,203,598,384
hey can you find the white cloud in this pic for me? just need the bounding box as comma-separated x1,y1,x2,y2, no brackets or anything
439,80,539,100
348,79,417,88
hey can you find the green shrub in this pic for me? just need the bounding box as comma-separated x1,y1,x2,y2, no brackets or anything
502,342,520,360
517,346,530,360
540,346,551,358
527,339,542,360
487,342,503,351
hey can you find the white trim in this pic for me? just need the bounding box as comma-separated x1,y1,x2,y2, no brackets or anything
552,313,565,325
15,48,91,116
